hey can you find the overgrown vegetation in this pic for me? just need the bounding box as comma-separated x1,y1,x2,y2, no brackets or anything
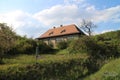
0,22,120,80
67,31,120,78
57,41,68,49
0,23,16,63
85,58,120,80
9,36,37,55
0,54,88,80
37,41,53,54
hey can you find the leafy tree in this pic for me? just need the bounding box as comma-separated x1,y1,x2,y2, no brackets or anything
80,19,96,36
0,23,16,62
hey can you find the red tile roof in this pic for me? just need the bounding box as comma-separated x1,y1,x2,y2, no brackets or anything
39,24,84,39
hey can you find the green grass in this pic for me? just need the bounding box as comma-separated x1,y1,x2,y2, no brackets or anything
0,51,88,71
57,49,69,55
85,58,120,80
3,53,87,64
0,52,89,80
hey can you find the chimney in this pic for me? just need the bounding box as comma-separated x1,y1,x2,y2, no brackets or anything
60,25,63,27
53,26,56,29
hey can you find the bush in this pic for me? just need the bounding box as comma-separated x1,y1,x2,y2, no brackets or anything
0,23,16,62
8,38,54,55
8,38,37,55
67,36,99,54
68,36,120,58
67,36,120,74
57,41,68,49
0,57,88,80
37,41,53,54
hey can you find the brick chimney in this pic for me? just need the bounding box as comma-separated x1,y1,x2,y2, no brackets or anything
53,26,56,29
60,25,63,27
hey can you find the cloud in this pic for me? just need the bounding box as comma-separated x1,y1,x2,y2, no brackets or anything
0,10,32,29
64,0,86,5
101,29,114,34
34,4,80,26
0,1,120,38
34,3,120,26
93,6,120,23
0,10,42,38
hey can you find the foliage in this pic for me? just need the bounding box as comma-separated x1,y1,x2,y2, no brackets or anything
37,41,53,54
0,23,120,79
94,30,120,54
8,36,37,55
57,41,68,49
85,58,120,80
0,54,88,80
0,23,16,62
67,36,99,54
67,35,120,74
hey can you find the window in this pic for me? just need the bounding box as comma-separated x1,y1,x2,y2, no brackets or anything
67,35,74,39
56,38,62,42
49,31,53,35
60,29,66,33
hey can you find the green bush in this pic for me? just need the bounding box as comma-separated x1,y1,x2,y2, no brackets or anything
0,23,16,62
68,36,120,58
0,57,88,80
85,58,120,80
67,36,99,54
67,36,120,74
8,38,54,55
57,41,68,49
8,38,37,55
37,41,53,54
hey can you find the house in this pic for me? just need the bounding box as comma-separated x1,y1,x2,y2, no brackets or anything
37,24,85,47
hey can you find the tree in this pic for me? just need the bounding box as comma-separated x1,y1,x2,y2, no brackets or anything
80,19,97,36
0,23,16,62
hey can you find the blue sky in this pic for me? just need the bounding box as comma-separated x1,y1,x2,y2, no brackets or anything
0,0,120,38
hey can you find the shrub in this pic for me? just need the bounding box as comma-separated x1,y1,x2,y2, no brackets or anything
0,23,16,62
67,36,120,73
57,41,68,49
8,38,37,55
68,36,120,58
37,41,53,54
67,36,99,54
0,57,89,80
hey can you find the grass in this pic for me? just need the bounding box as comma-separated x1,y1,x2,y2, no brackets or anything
3,53,87,64
57,49,69,55
85,58,120,80
0,51,89,80
0,50,88,71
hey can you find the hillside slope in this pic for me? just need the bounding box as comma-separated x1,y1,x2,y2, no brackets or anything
85,58,120,80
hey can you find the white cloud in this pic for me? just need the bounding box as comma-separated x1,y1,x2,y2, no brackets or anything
34,4,80,26
0,10,32,29
93,6,120,23
101,29,114,34
0,10,42,38
0,1,120,38
64,0,86,5
34,3,120,26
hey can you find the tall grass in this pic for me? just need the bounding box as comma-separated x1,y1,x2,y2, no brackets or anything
0,53,89,80
2,53,87,65
85,58,120,80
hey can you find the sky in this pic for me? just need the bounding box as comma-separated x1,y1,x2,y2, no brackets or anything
0,0,120,38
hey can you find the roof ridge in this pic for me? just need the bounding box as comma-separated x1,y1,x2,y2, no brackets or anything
51,24,76,29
